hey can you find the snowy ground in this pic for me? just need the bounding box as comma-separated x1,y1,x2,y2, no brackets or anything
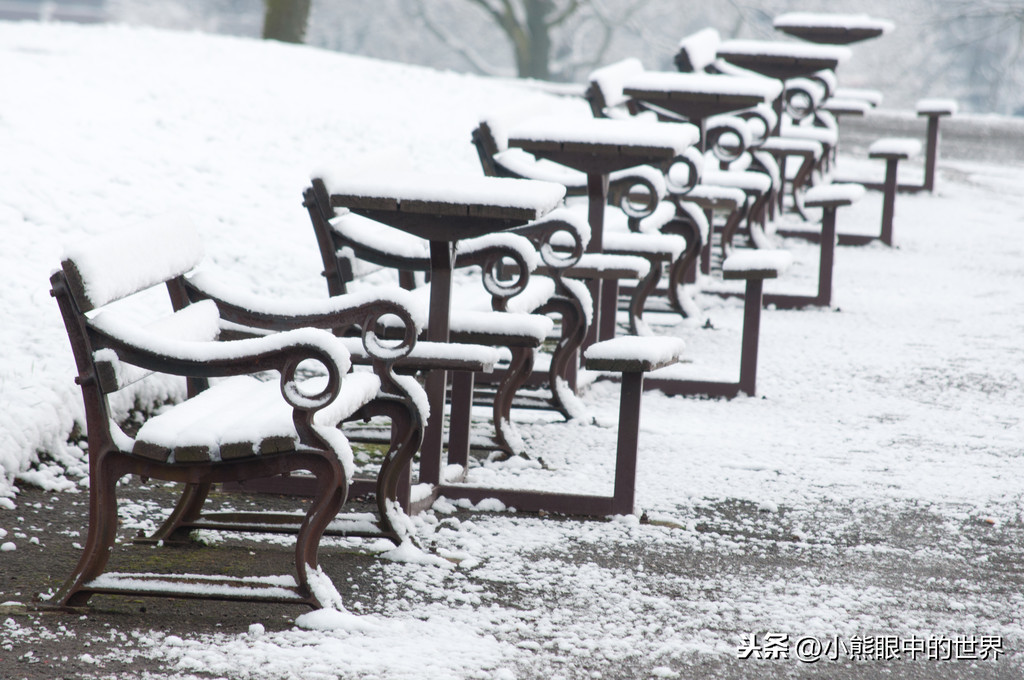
0,20,1023,680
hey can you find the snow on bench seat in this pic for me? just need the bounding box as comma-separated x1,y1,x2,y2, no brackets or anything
603,231,685,259
916,98,959,116
823,98,872,116
780,121,837,146
685,184,747,208
804,183,866,208
869,138,922,160
584,336,686,373
132,371,380,463
622,71,783,101
319,170,566,221
340,339,501,373
446,310,554,345
773,12,894,33
718,39,852,64
759,136,823,157
509,115,699,156
704,169,772,194
721,249,792,280
566,253,651,279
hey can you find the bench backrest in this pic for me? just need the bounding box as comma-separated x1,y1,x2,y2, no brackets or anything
586,58,645,118
52,215,217,455
674,28,721,73
60,214,204,313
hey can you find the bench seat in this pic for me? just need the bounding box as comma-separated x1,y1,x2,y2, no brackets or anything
869,137,922,161
722,249,793,280
584,336,686,373
132,373,382,464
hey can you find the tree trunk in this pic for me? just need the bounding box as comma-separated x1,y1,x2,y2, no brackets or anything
262,0,312,44
519,0,552,80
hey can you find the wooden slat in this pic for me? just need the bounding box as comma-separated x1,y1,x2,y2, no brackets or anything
172,445,213,463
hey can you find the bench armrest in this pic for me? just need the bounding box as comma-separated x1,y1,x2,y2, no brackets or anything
584,336,686,373
183,272,421,362
87,318,350,431
869,138,922,160
509,207,591,270
722,250,792,280
803,183,865,208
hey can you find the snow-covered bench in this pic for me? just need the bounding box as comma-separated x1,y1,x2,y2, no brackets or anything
643,249,791,398
472,115,706,330
46,215,452,611
304,176,591,457
869,137,922,246
586,59,791,259
916,99,958,193
773,11,894,45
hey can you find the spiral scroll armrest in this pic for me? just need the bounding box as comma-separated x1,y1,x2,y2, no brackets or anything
181,271,425,342
455,232,539,305
607,166,667,225
86,315,350,451
356,299,419,363
784,77,827,122
705,115,753,164
510,207,591,271
663,147,704,196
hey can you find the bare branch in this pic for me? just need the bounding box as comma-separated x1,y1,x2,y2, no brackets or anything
409,1,510,77
547,0,582,28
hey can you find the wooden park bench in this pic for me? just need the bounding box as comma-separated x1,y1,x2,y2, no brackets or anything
303,175,593,455
586,59,784,262
47,215,436,610
472,115,702,332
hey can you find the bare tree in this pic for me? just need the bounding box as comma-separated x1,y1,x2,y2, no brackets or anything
927,0,1024,114
262,0,311,43
409,0,650,81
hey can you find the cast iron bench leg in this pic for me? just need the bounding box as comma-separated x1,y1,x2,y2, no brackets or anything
611,370,644,516
880,157,899,246
739,278,765,397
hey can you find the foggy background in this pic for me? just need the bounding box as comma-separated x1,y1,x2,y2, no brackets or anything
5,0,1023,115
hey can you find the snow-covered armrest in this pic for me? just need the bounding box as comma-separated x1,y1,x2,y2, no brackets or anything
869,138,922,161
916,99,958,117
834,87,882,107
183,271,422,363
564,253,651,281
822,98,871,117
89,314,350,412
584,336,686,373
722,249,792,280
510,207,591,270
804,183,865,208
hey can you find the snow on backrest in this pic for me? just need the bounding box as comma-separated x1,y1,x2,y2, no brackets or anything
61,214,204,312
482,98,557,153
676,28,721,73
589,58,645,111
330,212,430,264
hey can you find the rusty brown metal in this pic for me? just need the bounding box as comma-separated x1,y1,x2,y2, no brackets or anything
47,228,427,610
